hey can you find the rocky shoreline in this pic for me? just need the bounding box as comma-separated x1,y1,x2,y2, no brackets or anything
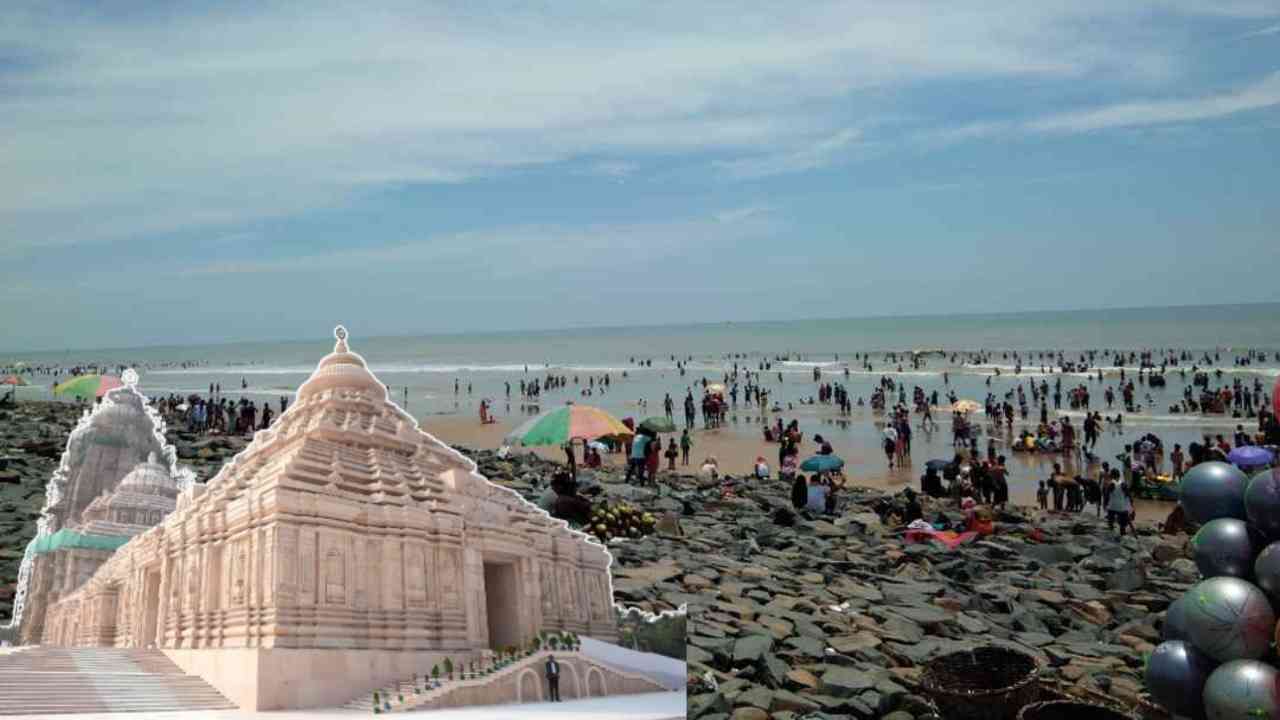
1,401,1188,720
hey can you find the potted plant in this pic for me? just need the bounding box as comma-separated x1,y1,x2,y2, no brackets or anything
549,635,560,651
444,657,453,680
373,690,381,714
431,664,439,684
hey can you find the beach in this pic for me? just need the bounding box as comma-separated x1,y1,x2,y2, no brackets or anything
8,305,1279,526
422,413,1178,522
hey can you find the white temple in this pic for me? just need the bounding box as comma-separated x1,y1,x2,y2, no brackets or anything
24,327,622,710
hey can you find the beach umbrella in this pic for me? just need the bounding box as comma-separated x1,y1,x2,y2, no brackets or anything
1228,446,1274,468
638,416,676,434
706,383,726,394
800,455,845,473
1,375,28,386
953,399,982,413
53,374,123,401
503,404,633,447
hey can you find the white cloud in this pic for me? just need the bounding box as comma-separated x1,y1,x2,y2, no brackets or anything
1027,71,1280,133
718,128,864,179
1239,23,1280,38
0,1,1275,251
175,207,780,279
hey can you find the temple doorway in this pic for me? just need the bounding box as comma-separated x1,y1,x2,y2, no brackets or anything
141,569,161,648
483,561,519,651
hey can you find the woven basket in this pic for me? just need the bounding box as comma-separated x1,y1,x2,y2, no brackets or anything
920,645,1040,720
1017,700,1136,720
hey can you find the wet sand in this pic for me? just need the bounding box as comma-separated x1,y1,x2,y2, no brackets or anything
421,411,1173,523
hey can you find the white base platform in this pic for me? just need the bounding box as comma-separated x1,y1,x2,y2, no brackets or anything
0,690,687,720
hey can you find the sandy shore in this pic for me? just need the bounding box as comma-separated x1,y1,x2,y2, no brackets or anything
420,412,1171,522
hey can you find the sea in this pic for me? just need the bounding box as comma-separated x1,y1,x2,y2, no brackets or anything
4,303,1279,495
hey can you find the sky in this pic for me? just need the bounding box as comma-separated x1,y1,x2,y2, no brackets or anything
2,1,1279,352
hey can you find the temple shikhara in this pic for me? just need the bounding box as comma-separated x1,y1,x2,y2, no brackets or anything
0,328,671,711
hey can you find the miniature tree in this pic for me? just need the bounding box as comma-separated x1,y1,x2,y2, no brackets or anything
444,657,453,679
373,690,381,714
431,664,439,682
549,635,559,650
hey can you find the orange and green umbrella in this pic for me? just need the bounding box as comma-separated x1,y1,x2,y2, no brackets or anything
504,404,633,447
1,375,28,387
54,374,123,400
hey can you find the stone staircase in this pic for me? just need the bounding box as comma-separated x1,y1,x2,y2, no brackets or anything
0,646,238,715
344,648,666,713
342,649,567,713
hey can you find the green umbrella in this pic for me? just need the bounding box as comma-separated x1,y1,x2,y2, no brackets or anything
638,416,676,434
800,455,845,473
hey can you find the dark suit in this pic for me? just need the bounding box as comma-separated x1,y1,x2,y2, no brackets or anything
545,657,561,701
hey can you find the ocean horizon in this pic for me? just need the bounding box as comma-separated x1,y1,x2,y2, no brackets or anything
6,301,1280,359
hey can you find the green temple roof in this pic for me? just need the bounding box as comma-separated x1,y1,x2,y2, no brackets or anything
30,528,130,555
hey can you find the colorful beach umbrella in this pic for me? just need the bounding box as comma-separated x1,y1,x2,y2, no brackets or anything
503,404,633,447
952,399,982,413
54,374,123,400
638,416,676,434
1,375,28,386
800,454,845,473
706,383,726,394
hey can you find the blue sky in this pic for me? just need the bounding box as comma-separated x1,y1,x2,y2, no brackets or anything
2,1,1279,351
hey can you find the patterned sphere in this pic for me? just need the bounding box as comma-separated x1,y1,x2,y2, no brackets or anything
1245,468,1280,540
1163,591,1191,642
1202,659,1279,720
1144,640,1216,718
1192,518,1258,579
1180,462,1249,525
1184,577,1276,662
1255,541,1280,604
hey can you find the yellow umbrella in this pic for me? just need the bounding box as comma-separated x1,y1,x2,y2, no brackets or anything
706,383,726,394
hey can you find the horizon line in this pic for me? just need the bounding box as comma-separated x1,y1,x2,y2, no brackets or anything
5,299,1278,357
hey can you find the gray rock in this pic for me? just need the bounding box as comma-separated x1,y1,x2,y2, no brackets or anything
820,666,875,697
733,634,774,664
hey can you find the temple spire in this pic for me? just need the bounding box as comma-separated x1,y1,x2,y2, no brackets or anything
334,325,349,354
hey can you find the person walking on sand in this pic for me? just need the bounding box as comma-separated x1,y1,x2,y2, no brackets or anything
645,434,660,484
680,428,692,466
544,655,561,702
665,438,678,471
1106,470,1133,536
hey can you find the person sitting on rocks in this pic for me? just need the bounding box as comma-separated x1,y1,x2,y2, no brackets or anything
753,456,770,480
790,473,808,510
805,475,828,514
548,470,592,525
903,488,923,524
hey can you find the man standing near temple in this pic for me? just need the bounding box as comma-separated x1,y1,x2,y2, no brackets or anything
545,654,561,702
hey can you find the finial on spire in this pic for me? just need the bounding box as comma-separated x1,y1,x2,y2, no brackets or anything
123,368,139,388
147,451,157,465
334,325,349,353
